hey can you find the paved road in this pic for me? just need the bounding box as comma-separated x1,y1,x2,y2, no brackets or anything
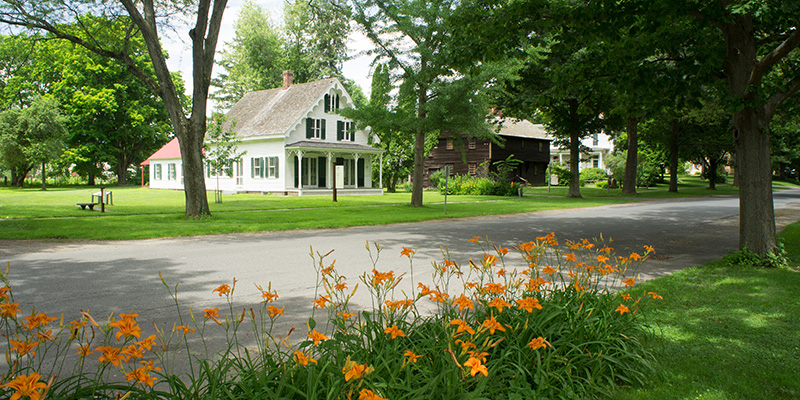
3,190,800,370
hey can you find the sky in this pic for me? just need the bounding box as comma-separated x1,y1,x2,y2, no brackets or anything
161,0,374,112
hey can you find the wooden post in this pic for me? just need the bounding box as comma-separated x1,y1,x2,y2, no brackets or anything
332,162,337,202
100,186,105,213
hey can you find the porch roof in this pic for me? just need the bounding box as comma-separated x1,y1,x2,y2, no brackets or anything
285,140,384,154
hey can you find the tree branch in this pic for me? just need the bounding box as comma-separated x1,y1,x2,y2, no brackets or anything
765,74,800,120
752,28,800,85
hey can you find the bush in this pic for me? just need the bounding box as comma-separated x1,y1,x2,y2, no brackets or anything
428,170,446,188
596,180,609,189
549,164,572,186
438,174,521,196
580,167,608,182
0,235,659,400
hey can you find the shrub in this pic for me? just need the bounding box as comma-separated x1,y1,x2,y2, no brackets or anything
438,174,521,196
580,167,608,182
0,235,659,400
549,164,572,186
428,170,446,188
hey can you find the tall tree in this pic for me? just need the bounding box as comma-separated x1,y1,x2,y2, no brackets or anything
0,0,228,217
284,0,350,83
212,0,284,110
0,96,66,188
350,0,494,207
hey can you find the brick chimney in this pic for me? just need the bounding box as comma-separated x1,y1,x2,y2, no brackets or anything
282,70,293,90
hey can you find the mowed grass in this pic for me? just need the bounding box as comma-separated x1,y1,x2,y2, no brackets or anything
0,186,631,240
612,224,800,400
526,174,743,198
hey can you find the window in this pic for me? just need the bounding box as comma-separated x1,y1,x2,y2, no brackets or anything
592,133,599,147
446,139,454,150
154,164,162,180
592,158,599,168
252,157,264,178
468,138,477,150
468,163,477,176
302,157,319,187
168,163,176,180
306,118,326,139
267,157,279,178
337,121,354,141
538,142,544,152
446,163,455,176
324,93,340,112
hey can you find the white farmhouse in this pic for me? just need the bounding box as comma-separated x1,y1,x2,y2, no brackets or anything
142,71,384,195
548,131,615,172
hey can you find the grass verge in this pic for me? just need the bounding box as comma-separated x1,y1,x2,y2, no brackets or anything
0,186,630,240
611,224,800,400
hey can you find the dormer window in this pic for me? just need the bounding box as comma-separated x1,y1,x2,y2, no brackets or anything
324,93,340,112
306,118,326,139
337,121,354,141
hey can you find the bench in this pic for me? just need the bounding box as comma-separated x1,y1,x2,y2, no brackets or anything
77,202,100,211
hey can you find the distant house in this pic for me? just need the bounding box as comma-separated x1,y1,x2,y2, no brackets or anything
548,131,614,172
141,72,384,195
423,119,551,186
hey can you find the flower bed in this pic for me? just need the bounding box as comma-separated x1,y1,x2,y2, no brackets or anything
1,234,659,399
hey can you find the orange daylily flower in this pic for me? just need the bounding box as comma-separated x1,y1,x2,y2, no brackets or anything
482,282,507,295
293,350,318,366
338,312,355,320
400,246,416,257
622,277,637,287
467,351,489,363
0,286,10,302
358,389,388,400
452,294,474,312
564,253,577,262
450,319,476,335
212,284,231,296
528,337,547,350
136,335,157,351
23,312,57,331
95,345,125,367
77,344,93,357
175,325,195,335
481,315,506,334
267,305,285,318
109,316,142,341
629,252,643,261
125,360,161,387
647,291,663,300
621,293,632,300
307,329,329,346
468,236,482,243
255,283,279,302
0,302,21,318
1,372,49,400
313,295,331,309
203,308,220,320
541,265,557,275
404,350,422,364
597,255,609,264
342,359,372,381
384,325,406,339
644,245,655,253
463,357,488,377
334,282,348,291
488,298,512,313
615,304,631,315
516,297,543,312
10,339,39,358
121,344,144,360
482,254,498,267
370,269,396,286
455,339,476,352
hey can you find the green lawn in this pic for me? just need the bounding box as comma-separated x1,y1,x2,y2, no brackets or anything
0,186,631,240
526,175,743,198
611,224,800,400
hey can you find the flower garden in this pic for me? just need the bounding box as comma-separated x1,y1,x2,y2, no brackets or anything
1,234,660,399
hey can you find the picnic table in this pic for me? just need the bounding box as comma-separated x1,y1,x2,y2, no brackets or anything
77,187,112,212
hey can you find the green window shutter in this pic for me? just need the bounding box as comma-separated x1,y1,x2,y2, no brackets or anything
306,118,313,139
321,119,326,139
337,121,344,140
274,157,279,178
260,158,265,178
324,94,330,113
250,158,255,178
350,123,355,142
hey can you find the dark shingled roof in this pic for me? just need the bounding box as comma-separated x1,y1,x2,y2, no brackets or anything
223,78,340,138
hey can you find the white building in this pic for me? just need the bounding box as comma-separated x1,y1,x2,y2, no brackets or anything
548,131,615,172
142,72,384,195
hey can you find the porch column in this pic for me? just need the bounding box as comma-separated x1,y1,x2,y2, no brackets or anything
598,151,605,171
297,150,304,191
354,154,361,188
379,154,383,189
326,152,334,189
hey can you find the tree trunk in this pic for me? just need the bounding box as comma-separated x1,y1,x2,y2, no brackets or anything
707,157,717,190
88,173,96,186
735,108,776,256
116,155,128,185
669,123,679,193
41,162,46,190
411,84,427,207
778,162,787,181
176,121,211,217
622,117,639,194
567,127,582,198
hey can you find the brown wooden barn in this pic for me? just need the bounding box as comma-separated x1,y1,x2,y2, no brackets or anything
423,119,551,186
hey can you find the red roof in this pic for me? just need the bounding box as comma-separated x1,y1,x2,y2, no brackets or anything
140,138,181,166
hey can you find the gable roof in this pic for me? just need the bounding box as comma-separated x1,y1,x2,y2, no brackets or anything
223,77,342,138
140,138,180,165
497,119,549,140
